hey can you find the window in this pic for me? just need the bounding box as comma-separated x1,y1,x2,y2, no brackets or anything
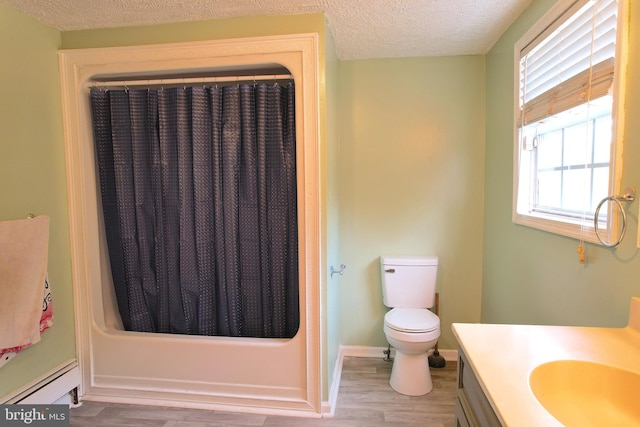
513,0,627,243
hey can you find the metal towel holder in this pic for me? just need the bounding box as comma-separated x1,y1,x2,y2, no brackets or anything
594,186,635,248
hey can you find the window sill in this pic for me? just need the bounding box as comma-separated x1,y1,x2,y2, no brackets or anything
512,210,612,245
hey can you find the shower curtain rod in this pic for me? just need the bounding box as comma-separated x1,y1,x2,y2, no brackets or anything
92,74,292,89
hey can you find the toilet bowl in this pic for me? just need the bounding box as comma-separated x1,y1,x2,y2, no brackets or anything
380,255,440,396
384,307,440,395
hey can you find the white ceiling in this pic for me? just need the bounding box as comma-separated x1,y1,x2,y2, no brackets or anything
0,0,533,60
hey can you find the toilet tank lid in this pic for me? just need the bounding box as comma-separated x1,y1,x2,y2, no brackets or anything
380,255,438,266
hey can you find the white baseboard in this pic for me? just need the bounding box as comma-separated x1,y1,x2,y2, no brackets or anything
434,348,458,362
341,345,394,359
321,346,344,418
321,345,458,417
341,345,458,362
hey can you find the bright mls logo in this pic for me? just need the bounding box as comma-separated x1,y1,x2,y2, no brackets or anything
0,405,68,426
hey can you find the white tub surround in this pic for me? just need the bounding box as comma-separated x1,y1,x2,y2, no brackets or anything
452,297,640,427
59,34,322,416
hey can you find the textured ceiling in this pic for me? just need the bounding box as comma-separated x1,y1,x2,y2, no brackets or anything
0,0,533,59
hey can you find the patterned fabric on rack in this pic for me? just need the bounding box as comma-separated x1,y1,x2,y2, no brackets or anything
0,277,53,368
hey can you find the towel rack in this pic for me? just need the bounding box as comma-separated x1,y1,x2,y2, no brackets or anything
594,187,635,248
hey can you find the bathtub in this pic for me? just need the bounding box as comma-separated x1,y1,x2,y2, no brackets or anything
81,243,314,413
59,35,323,416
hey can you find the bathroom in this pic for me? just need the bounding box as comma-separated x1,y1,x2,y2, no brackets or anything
1,0,639,423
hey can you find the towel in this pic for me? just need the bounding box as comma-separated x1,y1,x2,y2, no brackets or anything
0,216,51,363
0,276,53,368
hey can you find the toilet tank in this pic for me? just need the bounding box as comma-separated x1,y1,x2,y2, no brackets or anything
380,256,438,309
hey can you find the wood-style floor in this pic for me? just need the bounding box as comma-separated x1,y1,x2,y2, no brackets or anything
69,356,457,426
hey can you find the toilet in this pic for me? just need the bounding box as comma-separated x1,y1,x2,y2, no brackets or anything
380,255,441,396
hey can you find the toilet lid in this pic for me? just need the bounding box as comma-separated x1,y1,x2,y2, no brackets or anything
385,308,440,333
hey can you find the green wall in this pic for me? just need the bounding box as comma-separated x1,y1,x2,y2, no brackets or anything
0,4,75,398
61,14,324,49
482,0,640,327
337,57,486,350
62,13,324,52
323,21,342,399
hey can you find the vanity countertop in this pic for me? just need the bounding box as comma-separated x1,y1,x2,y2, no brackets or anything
452,297,640,427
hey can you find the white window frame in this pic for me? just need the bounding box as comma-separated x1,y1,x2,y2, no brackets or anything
512,0,629,244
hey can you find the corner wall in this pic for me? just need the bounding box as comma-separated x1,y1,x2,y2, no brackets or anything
323,19,342,406
337,56,486,350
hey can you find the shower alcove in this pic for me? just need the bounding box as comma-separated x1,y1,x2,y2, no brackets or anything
59,34,321,415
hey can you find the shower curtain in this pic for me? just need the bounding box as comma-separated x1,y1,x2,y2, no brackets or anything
89,83,299,339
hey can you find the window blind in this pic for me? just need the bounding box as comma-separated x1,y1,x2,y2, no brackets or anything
519,0,617,126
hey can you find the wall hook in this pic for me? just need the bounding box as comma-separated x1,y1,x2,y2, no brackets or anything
330,264,346,278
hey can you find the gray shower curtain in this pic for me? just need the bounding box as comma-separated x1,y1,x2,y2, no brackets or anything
90,83,299,338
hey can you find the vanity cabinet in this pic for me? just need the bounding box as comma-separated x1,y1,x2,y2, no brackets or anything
455,348,502,427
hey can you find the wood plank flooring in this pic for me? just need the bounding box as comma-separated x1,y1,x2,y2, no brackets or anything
70,356,457,426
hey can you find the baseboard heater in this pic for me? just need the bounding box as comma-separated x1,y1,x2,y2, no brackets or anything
1,359,80,405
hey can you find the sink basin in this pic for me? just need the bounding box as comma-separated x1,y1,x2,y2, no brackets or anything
529,360,640,426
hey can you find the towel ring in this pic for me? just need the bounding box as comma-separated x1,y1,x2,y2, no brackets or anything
594,187,635,248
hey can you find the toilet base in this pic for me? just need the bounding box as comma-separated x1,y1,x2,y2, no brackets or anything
389,351,433,396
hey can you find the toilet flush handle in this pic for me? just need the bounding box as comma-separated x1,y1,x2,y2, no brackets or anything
385,268,396,273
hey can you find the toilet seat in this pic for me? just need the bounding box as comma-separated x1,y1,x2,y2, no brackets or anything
384,308,439,333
